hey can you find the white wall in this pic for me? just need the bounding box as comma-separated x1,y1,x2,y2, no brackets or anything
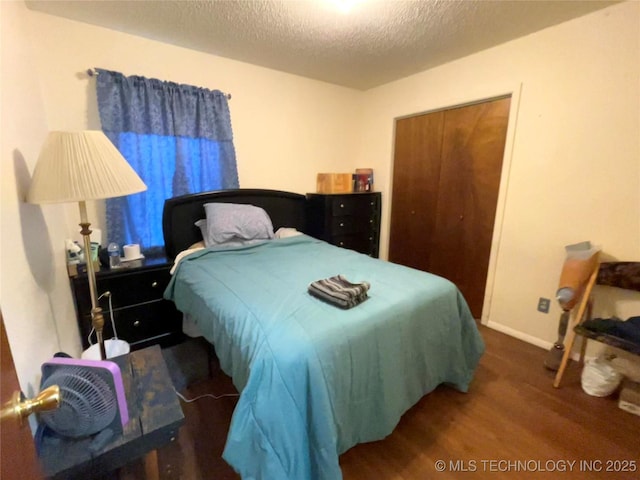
26,10,363,196
358,1,640,349
1,0,81,400
1,4,363,392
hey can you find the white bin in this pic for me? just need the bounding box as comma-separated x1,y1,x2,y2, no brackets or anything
81,339,130,360
581,356,622,397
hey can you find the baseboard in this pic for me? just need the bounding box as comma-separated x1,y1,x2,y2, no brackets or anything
485,321,585,361
485,321,552,349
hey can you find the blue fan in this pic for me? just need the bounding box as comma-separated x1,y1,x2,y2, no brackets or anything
38,357,128,439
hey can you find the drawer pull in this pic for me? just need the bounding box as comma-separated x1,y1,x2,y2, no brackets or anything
133,320,141,327
369,219,373,223
339,241,344,246
369,237,373,241
151,281,158,288
339,222,344,227
370,202,374,206
340,203,344,208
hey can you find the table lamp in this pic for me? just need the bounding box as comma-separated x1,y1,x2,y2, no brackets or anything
27,131,147,360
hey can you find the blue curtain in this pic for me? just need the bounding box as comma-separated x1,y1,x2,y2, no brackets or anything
95,69,239,255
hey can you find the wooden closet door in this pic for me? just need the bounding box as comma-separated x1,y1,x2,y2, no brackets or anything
389,111,444,271
1,313,44,480
389,96,510,319
428,97,510,317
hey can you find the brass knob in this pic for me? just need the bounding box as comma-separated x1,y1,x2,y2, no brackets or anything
1,386,60,426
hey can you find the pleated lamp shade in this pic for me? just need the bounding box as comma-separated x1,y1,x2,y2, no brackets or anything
28,131,146,204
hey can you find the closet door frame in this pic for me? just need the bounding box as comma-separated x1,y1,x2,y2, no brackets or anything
388,83,522,325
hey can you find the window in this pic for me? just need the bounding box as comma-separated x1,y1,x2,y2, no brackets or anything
96,69,238,255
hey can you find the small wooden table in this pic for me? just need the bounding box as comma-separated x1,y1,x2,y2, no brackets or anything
38,345,184,479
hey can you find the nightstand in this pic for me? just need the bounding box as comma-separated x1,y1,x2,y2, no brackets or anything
69,256,184,352
306,192,381,257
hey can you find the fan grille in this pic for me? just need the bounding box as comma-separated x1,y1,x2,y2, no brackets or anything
40,366,118,438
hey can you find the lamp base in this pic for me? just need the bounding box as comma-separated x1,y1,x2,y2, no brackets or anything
79,200,106,360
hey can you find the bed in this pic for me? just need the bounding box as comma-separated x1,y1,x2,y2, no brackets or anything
162,189,485,480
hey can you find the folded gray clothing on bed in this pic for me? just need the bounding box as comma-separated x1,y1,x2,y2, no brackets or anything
308,275,370,309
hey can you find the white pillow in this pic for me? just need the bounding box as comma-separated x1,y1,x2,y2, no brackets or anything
170,242,205,275
275,227,303,239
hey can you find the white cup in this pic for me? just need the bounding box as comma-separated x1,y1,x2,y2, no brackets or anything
123,243,141,261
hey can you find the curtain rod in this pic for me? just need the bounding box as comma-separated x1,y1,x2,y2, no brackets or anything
87,68,232,100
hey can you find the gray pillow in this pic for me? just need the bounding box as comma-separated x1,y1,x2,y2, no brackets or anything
199,203,275,247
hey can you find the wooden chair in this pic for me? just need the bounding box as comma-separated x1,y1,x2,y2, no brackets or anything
553,261,640,388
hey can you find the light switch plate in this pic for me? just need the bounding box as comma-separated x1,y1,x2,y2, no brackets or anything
537,297,550,313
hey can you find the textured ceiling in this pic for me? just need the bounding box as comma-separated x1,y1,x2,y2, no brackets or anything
25,0,619,90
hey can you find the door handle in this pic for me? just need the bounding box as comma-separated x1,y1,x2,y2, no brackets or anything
0,386,60,426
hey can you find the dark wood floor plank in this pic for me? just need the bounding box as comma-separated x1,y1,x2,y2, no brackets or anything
121,325,639,479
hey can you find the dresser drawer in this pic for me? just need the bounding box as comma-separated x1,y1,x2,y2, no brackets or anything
330,195,379,216
332,233,378,256
98,268,170,308
79,300,181,349
73,267,171,315
330,215,378,235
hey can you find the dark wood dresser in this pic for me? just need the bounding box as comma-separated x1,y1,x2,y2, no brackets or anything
305,192,381,258
70,256,183,352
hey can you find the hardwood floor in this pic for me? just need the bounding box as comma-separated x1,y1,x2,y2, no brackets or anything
121,325,639,479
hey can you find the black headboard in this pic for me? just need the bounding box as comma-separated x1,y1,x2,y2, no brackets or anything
162,189,306,259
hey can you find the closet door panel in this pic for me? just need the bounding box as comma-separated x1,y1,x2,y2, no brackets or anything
389,112,444,271
429,97,511,316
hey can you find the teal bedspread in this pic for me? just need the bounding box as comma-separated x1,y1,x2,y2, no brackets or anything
165,235,484,480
